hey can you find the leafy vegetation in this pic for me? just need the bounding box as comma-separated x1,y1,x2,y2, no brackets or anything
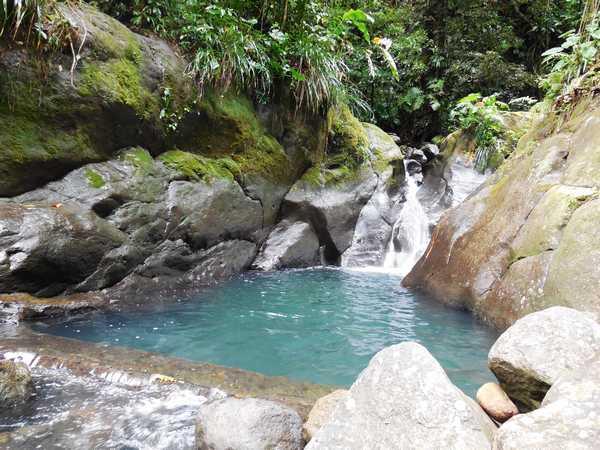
540,2,600,103
449,93,510,172
3,0,595,146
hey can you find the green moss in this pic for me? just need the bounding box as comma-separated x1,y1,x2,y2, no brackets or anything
84,168,105,188
176,92,293,183
0,111,96,165
78,58,158,119
119,147,155,172
303,104,370,186
159,150,240,182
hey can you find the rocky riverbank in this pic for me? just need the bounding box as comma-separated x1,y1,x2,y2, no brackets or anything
2,306,598,449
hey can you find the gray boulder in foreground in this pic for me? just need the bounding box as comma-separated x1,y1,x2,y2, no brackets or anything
306,342,495,450
488,307,600,411
492,357,600,450
195,397,303,450
0,360,34,407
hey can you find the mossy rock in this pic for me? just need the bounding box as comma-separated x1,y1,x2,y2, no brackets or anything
0,3,193,196
174,93,293,184
301,105,371,186
159,150,240,182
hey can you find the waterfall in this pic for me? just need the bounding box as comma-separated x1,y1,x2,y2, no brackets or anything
382,162,430,276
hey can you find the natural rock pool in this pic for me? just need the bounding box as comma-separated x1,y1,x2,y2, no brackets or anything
33,268,498,396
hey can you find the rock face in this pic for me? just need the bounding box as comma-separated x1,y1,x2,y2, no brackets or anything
195,397,303,450
488,307,600,410
0,360,34,407
0,203,126,297
303,389,349,442
0,149,270,299
492,357,600,450
282,167,378,264
341,124,406,267
404,103,600,329
306,342,495,450
253,220,320,271
476,383,518,423
0,292,106,324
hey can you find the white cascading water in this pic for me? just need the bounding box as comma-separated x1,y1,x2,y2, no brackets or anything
382,162,430,276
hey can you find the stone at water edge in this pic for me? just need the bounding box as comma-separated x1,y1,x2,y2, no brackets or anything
492,357,600,450
253,220,320,271
476,383,518,423
306,342,495,450
0,360,35,407
488,306,600,411
303,389,349,442
195,397,303,450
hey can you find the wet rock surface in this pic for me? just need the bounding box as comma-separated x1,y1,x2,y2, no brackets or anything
306,342,495,450
282,166,378,264
195,397,303,450
0,292,106,324
0,326,333,418
340,125,406,267
0,359,34,407
488,307,600,411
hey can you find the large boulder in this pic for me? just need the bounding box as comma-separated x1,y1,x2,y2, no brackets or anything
303,389,349,442
195,397,303,450
253,220,320,271
404,105,600,329
488,307,600,410
492,357,600,450
0,3,193,196
0,148,263,298
0,202,126,296
282,167,378,264
306,342,495,450
0,360,34,407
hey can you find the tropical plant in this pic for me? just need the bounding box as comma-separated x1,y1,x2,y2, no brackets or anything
449,93,509,172
1,0,48,43
540,3,600,101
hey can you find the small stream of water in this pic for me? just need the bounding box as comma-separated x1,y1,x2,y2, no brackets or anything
383,163,430,275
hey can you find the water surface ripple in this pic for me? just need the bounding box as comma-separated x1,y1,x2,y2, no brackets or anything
35,268,499,396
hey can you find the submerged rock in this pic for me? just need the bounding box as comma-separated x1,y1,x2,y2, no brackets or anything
306,342,495,450
476,382,518,423
253,220,320,271
488,307,600,411
195,397,303,450
0,360,34,407
303,389,349,442
492,357,600,450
